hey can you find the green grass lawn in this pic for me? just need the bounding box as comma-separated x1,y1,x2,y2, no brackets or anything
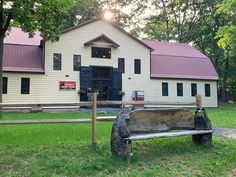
3,102,236,128
206,102,236,129
0,103,235,176
3,112,110,120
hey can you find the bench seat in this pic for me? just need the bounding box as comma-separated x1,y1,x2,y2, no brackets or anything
111,108,213,157
126,130,213,141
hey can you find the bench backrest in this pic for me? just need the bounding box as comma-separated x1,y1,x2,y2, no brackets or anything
126,108,194,134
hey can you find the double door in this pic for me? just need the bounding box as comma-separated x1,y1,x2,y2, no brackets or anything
92,80,110,101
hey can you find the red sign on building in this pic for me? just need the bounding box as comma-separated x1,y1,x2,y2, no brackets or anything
59,81,76,90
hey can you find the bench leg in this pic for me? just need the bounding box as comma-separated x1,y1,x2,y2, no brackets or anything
192,133,212,146
111,122,131,157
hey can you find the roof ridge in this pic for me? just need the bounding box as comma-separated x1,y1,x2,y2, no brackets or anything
151,53,209,59
142,39,190,45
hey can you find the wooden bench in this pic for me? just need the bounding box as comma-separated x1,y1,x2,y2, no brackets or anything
111,108,212,157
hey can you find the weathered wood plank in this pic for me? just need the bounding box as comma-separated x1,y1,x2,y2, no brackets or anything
127,109,195,133
0,116,116,125
1,102,92,107
126,130,213,141
92,93,97,145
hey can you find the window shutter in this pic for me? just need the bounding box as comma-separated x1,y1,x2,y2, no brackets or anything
112,68,122,100
80,67,92,101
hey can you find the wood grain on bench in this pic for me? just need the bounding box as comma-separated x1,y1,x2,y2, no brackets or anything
127,108,194,133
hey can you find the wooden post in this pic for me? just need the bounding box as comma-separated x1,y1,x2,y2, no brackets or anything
92,92,97,145
196,94,202,109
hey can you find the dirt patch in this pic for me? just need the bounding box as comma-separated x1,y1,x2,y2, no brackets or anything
213,127,236,140
228,168,236,177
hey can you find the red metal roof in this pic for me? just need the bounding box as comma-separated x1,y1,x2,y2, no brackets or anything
4,27,42,46
3,44,44,73
3,28,44,73
142,40,218,80
142,39,207,58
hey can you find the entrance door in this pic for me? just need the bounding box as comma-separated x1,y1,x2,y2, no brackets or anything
91,67,111,101
92,80,110,101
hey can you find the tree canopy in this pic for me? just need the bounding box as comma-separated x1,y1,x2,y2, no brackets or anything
0,0,74,118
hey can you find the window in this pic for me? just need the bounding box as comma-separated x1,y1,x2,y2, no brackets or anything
177,83,183,96
21,78,30,94
91,47,111,59
73,55,81,71
2,77,8,94
162,82,168,96
53,53,61,70
191,83,197,96
118,58,125,73
205,84,211,97
134,59,141,74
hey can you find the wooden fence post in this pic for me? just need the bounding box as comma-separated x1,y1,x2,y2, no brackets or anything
92,92,97,145
196,94,202,109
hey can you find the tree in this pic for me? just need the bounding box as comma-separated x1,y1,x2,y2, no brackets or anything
0,0,74,118
126,0,209,43
60,0,100,31
216,0,236,101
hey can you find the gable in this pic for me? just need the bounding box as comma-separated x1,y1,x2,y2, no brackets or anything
61,17,152,51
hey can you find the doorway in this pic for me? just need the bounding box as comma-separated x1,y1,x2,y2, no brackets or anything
91,67,112,101
92,80,110,101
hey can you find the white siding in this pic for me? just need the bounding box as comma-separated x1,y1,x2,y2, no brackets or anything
2,20,218,107
140,79,218,107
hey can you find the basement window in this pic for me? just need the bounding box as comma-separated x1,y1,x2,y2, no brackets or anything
91,47,111,59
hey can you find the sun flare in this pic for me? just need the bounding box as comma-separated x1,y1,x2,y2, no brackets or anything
104,11,113,20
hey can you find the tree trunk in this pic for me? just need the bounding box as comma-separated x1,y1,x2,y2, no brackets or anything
0,35,3,119
222,53,230,102
160,0,169,42
165,19,169,42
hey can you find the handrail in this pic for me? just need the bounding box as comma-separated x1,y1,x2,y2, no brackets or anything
1,101,196,108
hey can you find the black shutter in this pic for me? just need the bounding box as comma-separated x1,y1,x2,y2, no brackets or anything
112,68,122,100
80,67,91,101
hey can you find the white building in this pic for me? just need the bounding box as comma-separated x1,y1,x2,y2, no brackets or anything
3,17,218,107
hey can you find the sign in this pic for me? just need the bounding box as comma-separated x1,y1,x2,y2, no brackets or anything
59,81,76,90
